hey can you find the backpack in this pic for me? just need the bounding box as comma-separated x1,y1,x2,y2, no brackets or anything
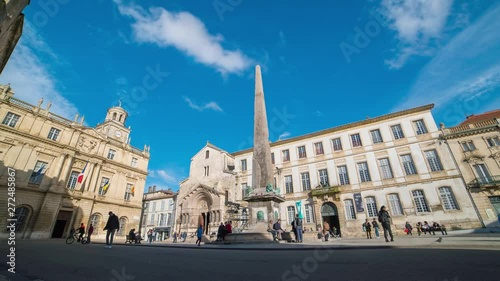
378,216,382,223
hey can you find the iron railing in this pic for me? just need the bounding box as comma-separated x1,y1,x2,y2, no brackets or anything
468,175,500,188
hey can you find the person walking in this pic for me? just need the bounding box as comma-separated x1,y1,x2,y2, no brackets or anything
103,211,120,248
293,214,303,243
363,219,372,239
87,224,94,244
372,218,380,238
378,206,394,242
195,225,203,246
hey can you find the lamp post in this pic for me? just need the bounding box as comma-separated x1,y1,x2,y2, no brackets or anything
138,193,148,235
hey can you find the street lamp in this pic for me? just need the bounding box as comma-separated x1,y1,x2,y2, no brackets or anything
138,192,148,235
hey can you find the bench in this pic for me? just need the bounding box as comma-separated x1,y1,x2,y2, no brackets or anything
125,235,141,244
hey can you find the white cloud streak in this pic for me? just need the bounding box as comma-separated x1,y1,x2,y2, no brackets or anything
114,0,253,75
183,97,223,112
394,3,500,117
0,22,79,119
381,0,454,69
278,132,291,140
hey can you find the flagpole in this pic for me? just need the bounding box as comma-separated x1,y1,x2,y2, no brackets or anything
87,194,96,233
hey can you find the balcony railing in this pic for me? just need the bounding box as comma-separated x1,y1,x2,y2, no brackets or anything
468,176,500,188
311,186,341,196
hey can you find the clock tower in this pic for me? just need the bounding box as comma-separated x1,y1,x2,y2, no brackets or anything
95,103,131,143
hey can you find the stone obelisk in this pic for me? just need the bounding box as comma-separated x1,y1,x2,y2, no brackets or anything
252,65,274,190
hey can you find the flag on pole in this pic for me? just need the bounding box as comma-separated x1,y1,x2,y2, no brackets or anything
295,201,303,219
102,181,110,194
77,162,88,184
131,186,135,197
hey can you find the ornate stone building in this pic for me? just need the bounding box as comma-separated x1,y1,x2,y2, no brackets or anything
176,104,484,237
176,142,237,235
0,84,150,239
440,110,500,228
0,0,30,74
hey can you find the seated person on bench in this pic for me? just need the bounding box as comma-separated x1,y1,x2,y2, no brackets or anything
134,231,142,243
273,219,285,240
128,229,136,242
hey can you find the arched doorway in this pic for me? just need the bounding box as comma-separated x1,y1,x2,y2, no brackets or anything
198,198,211,235
321,202,341,236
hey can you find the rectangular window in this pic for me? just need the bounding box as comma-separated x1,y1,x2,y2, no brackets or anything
285,175,293,193
425,150,443,171
159,214,166,226
338,165,350,185
166,213,172,226
241,159,247,171
473,164,491,184
365,196,377,217
358,162,371,182
2,112,20,127
47,127,61,141
131,157,138,168
287,206,296,225
152,202,157,212
297,146,307,159
149,214,155,224
107,149,116,160
414,119,428,135
161,200,166,211
486,136,500,147
344,200,356,220
67,171,79,190
461,141,476,151
391,124,405,139
271,153,275,164
282,149,290,162
351,134,362,147
379,158,393,179
301,172,311,191
29,161,48,184
98,177,109,195
332,138,343,151
124,183,133,201
439,187,459,210
412,190,430,213
304,204,313,224
318,169,329,187
314,142,324,155
370,129,383,144
401,154,417,175
388,193,403,216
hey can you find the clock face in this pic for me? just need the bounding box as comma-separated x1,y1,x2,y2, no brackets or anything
115,131,122,138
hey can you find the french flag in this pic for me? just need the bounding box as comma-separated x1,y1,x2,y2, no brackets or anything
77,162,88,184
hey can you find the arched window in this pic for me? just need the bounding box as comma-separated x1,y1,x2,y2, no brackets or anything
438,187,459,210
119,114,123,122
112,112,117,120
344,199,356,220
205,150,210,159
365,196,378,217
14,206,30,232
118,217,128,236
90,213,102,234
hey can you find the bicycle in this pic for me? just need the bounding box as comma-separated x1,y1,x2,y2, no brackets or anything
66,232,86,244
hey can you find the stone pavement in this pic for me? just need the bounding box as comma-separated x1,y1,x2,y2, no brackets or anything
88,231,500,251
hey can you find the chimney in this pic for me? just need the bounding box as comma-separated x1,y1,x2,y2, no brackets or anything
153,185,156,192
148,186,152,193
466,114,474,119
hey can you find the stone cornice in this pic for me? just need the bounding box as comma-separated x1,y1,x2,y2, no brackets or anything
440,125,498,140
232,104,434,155
0,124,148,176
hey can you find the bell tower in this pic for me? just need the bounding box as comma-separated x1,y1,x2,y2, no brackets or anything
95,102,131,143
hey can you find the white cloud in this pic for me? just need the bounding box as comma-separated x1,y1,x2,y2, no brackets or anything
0,22,79,119
148,168,183,190
380,0,453,69
183,97,223,112
314,110,325,117
278,132,291,140
114,0,253,75
394,3,500,124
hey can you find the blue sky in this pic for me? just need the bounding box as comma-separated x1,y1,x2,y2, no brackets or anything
1,0,499,192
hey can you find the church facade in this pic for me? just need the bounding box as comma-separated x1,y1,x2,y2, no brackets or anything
0,84,149,239
176,104,483,237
